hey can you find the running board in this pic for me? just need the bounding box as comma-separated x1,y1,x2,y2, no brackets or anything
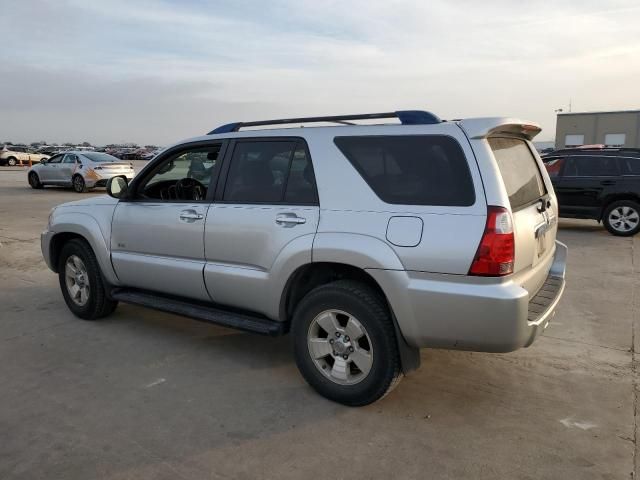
110,288,286,336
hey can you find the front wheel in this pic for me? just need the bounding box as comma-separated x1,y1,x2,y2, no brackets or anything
58,239,118,319
603,200,640,236
72,174,87,193
292,280,402,406
7,157,17,167
28,172,43,189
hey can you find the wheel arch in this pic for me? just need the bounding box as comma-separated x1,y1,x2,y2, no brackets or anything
600,193,640,220
280,261,420,373
48,213,119,285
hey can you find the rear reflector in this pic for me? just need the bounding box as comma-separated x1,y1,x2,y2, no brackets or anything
469,206,515,276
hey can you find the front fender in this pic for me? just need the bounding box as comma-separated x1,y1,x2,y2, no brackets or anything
49,212,120,285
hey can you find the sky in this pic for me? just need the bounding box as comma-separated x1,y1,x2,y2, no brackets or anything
1,0,639,145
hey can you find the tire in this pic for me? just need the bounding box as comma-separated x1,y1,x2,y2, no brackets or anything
7,157,17,167
603,200,640,236
58,238,118,320
292,280,402,406
72,174,87,193
28,172,43,189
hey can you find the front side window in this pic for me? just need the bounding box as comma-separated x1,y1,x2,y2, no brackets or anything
47,154,63,164
138,144,222,201
489,137,546,210
563,156,619,177
334,135,475,206
223,140,317,204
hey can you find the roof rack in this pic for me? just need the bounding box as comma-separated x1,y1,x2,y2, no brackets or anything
207,110,441,134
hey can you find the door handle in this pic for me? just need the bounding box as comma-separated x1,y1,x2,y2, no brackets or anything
179,210,204,221
600,180,616,186
275,213,306,225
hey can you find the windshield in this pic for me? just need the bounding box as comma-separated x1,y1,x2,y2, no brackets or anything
82,152,120,163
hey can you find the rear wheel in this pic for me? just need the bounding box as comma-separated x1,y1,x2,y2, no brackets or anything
7,157,17,167
58,239,118,320
73,174,86,193
28,172,43,189
292,280,402,406
603,200,640,236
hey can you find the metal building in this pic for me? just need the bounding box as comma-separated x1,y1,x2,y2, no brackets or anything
555,110,640,149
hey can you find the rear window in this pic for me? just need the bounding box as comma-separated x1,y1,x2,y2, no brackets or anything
82,152,120,162
333,135,475,206
489,137,546,210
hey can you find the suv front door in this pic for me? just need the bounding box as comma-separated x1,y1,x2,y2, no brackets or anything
110,142,225,301
204,139,320,317
553,155,619,218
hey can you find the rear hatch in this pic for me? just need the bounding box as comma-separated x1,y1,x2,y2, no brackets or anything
488,136,557,293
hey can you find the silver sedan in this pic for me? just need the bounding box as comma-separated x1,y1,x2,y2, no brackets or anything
28,151,135,192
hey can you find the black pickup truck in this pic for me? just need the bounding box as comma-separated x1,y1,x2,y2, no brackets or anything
542,148,640,236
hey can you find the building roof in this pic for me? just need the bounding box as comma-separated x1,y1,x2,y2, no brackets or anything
558,109,640,116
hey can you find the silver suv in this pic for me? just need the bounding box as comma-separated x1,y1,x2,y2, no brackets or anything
41,111,567,405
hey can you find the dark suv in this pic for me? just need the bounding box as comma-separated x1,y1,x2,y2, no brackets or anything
543,148,640,236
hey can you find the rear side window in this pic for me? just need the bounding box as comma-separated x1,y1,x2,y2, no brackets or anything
563,156,618,177
334,135,475,206
618,157,640,175
489,137,546,210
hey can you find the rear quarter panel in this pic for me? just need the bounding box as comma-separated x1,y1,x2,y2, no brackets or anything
308,123,487,274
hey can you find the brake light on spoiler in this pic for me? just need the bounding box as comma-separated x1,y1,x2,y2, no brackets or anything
469,206,515,276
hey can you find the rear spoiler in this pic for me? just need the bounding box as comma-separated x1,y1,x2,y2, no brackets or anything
457,117,541,141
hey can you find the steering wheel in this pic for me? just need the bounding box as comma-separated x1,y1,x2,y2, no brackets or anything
175,177,206,201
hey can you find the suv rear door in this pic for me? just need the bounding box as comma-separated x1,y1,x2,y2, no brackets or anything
553,155,619,218
203,138,319,317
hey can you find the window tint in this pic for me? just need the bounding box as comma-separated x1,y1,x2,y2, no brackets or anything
489,137,546,209
564,156,618,177
48,154,63,164
622,158,640,175
82,152,119,163
223,141,302,203
544,157,564,178
62,154,77,164
334,135,475,206
284,146,317,204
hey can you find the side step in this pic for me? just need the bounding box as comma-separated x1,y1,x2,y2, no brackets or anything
110,288,286,336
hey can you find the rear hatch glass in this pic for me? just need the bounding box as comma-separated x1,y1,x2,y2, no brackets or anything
488,137,556,289
489,137,546,210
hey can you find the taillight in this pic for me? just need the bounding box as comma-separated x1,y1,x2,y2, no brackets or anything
469,206,515,276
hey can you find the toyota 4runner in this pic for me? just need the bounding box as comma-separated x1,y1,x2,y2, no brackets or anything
41,111,567,405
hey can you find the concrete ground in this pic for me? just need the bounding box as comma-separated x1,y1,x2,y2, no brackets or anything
0,166,637,479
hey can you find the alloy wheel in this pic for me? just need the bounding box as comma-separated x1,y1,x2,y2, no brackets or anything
64,255,90,306
307,309,373,385
608,206,640,233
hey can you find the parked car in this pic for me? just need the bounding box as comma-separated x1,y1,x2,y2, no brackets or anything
0,145,49,166
41,111,567,405
28,151,135,192
542,148,640,236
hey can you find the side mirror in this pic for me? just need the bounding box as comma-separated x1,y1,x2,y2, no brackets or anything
106,175,129,199
40,159,46,165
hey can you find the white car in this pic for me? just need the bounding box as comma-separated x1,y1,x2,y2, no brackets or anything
1,145,49,166
28,151,135,192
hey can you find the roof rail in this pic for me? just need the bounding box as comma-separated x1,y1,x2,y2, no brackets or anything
207,110,441,134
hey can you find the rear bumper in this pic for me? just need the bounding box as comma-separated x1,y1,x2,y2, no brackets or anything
368,241,567,352
85,173,134,188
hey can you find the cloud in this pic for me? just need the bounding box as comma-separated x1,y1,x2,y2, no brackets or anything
1,0,639,144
